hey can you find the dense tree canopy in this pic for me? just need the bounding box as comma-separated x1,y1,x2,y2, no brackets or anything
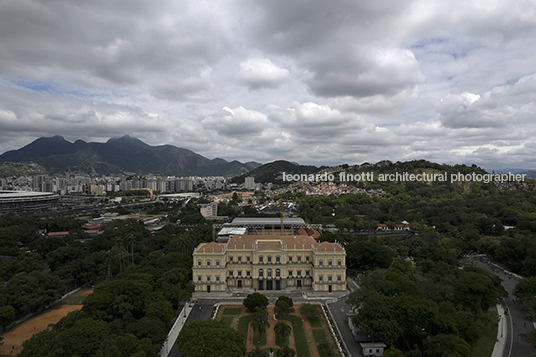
177,319,246,357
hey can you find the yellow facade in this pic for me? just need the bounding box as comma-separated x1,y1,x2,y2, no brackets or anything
193,235,346,293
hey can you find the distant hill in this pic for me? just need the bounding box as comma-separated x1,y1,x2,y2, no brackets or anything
231,160,321,184
0,135,261,176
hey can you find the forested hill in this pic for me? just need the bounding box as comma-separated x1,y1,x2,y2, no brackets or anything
231,160,321,184
0,135,261,176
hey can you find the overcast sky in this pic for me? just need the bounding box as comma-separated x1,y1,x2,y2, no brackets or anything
1,0,536,170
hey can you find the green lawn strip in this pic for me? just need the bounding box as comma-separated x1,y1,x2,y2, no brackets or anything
317,342,336,357
221,316,233,326
309,316,322,328
287,315,312,357
238,314,253,348
470,308,498,357
223,307,243,315
312,329,328,344
252,327,267,347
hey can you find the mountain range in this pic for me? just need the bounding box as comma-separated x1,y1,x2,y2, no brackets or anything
0,135,261,176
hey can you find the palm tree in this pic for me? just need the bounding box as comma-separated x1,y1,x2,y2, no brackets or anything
247,347,269,357
274,321,292,346
276,345,296,357
251,307,270,343
274,301,291,319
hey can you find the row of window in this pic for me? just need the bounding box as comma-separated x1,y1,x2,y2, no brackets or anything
197,272,342,282
197,258,343,267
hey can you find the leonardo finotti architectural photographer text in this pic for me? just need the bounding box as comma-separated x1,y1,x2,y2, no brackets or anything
282,172,527,183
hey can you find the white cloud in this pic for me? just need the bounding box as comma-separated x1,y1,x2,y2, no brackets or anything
238,58,291,89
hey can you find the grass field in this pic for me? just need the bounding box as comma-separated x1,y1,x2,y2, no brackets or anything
287,315,311,357
223,307,243,315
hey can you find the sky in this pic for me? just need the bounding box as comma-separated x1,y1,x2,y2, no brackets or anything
1,0,536,170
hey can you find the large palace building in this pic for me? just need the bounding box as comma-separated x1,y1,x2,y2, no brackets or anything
192,233,346,294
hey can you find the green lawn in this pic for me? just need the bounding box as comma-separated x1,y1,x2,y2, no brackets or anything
223,307,243,315
221,316,233,326
287,315,311,357
309,316,322,328
312,329,328,343
238,314,253,340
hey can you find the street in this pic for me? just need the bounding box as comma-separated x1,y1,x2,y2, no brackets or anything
473,257,536,357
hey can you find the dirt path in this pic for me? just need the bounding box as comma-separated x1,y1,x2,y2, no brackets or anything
302,316,320,357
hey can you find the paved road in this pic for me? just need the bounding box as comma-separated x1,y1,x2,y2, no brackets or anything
472,257,536,357
326,278,365,357
168,303,214,357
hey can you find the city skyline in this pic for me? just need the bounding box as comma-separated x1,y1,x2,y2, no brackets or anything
1,1,536,170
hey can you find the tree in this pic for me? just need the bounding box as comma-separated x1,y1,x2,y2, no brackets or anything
276,345,296,357
276,296,294,308
177,319,246,357
247,347,269,357
243,292,269,312
275,301,291,320
251,307,270,342
274,321,292,346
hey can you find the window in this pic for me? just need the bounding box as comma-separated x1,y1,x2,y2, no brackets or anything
289,279,293,285
207,260,211,268
268,256,272,264
306,271,310,277
319,285,323,290
319,276,323,282
297,256,301,263
197,261,201,268
198,285,202,290
207,276,210,283
246,271,251,278
198,276,202,282
328,276,332,283
276,269,281,277
238,257,242,263
297,270,302,277
246,280,250,285
229,257,233,263
337,260,341,268
276,256,280,264
229,280,233,285
259,269,264,278
267,269,272,277
288,256,293,263
306,256,310,263
259,256,264,264
319,260,323,268
338,285,341,290
216,261,220,268
217,285,220,290
216,276,220,282
246,256,250,263
337,275,341,282
328,260,332,268
229,271,234,277
238,270,242,278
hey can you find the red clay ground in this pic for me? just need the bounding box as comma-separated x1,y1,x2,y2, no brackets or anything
0,287,93,348
1,304,83,346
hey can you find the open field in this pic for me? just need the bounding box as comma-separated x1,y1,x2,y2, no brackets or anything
0,287,93,354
